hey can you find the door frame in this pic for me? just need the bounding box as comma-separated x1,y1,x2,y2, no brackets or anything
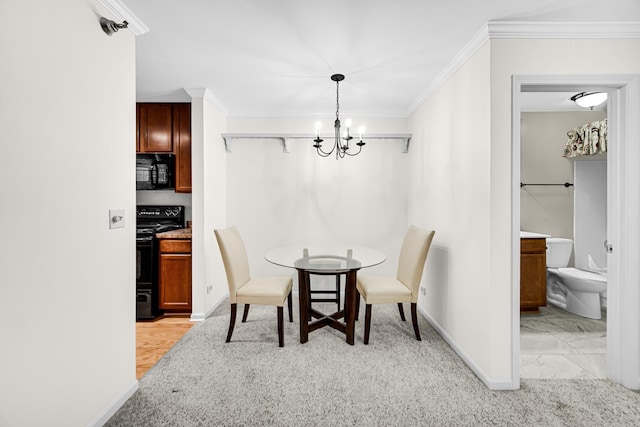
511,74,640,389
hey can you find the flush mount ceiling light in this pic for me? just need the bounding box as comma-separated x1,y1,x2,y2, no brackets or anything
313,74,365,159
570,92,608,110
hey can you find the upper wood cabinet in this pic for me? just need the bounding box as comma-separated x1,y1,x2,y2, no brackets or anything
136,103,192,193
137,103,174,153
172,103,192,193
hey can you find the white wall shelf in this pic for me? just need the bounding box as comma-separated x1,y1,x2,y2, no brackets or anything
220,133,412,154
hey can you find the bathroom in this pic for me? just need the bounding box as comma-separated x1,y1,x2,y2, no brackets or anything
519,95,608,379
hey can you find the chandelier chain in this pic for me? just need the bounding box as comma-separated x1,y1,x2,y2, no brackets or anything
335,80,340,122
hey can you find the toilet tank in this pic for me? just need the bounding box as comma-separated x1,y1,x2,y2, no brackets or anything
546,237,573,268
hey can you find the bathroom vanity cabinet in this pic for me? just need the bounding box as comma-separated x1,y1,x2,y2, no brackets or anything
520,238,547,312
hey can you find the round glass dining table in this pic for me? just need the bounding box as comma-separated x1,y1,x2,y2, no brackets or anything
265,245,386,345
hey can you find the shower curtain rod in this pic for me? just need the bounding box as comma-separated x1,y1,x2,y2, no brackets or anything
520,182,574,188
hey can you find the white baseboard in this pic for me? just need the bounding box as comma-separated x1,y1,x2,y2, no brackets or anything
88,379,138,427
190,294,228,321
417,305,517,391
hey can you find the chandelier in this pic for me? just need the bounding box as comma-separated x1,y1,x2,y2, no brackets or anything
313,74,365,159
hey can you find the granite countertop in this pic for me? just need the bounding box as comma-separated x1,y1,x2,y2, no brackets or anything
156,227,192,239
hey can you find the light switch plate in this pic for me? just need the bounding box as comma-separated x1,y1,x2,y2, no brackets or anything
109,209,125,229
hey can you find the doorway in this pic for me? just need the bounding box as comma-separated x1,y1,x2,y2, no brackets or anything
519,104,607,379
511,75,640,390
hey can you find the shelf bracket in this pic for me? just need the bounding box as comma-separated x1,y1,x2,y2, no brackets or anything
222,135,233,153
401,136,411,153
279,137,290,154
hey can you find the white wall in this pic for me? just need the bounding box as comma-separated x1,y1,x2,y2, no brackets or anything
490,38,640,386
407,43,494,381
187,91,229,319
224,117,409,292
407,37,640,388
521,112,606,240
0,0,137,425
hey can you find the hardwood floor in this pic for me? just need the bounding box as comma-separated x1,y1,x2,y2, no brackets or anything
136,316,193,379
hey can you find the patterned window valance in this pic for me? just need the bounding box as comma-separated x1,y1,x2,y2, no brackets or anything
563,118,607,158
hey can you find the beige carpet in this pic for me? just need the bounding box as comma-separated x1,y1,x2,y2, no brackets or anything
106,301,640,426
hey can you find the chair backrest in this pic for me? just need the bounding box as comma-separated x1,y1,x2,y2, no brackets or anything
396,225,435,300
214,226,251,303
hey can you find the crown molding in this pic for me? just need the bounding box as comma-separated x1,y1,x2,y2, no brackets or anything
406,21,640,116
405,23,490,116
184,88,229,115
97,0,149,35
487,21,640,39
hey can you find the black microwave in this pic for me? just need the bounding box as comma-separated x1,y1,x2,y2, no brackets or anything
136,153,175,190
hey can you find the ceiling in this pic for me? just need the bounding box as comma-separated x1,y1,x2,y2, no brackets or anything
122,0,638,117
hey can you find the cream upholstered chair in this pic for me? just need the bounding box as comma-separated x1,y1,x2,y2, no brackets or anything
356,226,435,344
215,226,293,347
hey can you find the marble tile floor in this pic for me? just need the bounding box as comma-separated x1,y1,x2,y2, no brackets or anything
520,304,607,379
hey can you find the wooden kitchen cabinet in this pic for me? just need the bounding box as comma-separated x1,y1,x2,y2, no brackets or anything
137,103,174,153
172,103,192,193
158,239,192,312
520,238,547,312
136,103,192,193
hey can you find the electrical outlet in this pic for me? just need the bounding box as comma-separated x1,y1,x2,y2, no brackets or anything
109,209,125,229
420,286,426,296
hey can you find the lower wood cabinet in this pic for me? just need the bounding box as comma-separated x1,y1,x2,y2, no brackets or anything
520,238,547,312
158,239,192,312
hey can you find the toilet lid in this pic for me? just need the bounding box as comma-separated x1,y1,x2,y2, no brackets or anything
558,267,607,282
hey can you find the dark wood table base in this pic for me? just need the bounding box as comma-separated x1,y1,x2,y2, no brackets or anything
297,268,359,345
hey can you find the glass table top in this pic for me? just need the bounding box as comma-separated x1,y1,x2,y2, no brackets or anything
265,245,386,272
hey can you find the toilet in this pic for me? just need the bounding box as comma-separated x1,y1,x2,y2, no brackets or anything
546,237,607,320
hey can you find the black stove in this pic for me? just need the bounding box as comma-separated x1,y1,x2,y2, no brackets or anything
136,205,185,320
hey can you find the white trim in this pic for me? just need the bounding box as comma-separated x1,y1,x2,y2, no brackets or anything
511,76,523,391
227,108,408,119
185,88,229,115
418,306,514,390
97,0,149,35
191,294,228,321
488,21,640,39
511,74,640,391
88,379,138,427
406,21,640,116
607,76,640,389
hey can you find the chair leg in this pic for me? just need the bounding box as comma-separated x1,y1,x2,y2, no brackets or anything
411,303,421,341
355,290,361,321
226,303,237,343
398,303,406,321
287,291,293,322
242,304,250,322
277,306,284,347
364,304,372,345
